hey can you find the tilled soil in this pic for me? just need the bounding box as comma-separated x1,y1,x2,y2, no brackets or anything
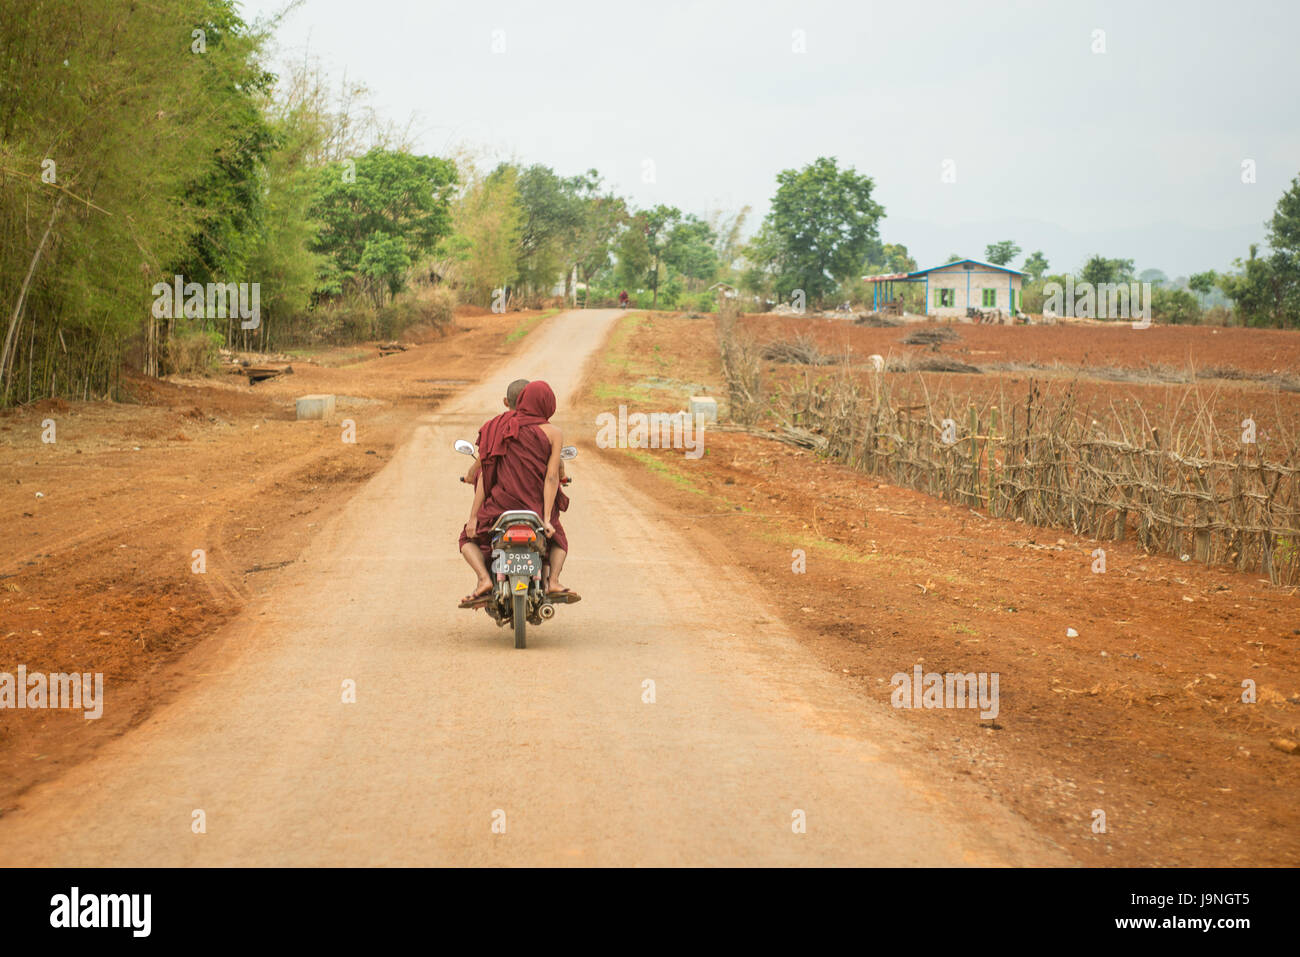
579,311,1300,866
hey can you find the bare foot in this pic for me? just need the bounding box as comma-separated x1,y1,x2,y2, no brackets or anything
545,584,580,604
459,580,493,607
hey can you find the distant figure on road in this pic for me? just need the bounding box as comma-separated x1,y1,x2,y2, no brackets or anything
618,289,630,308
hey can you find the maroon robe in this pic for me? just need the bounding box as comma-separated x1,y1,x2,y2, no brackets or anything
458,381,568,556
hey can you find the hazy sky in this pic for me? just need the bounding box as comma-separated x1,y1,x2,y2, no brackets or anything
237,0,1300,277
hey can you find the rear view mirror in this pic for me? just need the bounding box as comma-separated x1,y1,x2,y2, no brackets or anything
454,439,476,456
560,446,578,461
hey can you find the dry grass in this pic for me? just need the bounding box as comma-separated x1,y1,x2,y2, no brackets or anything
901,326,961,348
760,334,831,366
717,304,764,425
165,328,221,376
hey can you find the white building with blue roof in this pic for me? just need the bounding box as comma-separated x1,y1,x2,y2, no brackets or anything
864,258,1027,318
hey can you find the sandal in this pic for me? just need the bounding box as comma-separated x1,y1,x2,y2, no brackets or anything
458,584,494,609
545,587,581,604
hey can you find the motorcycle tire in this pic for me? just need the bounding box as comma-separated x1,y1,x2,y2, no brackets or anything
513,592,527,649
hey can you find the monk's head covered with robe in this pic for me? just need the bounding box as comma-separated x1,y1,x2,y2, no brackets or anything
513,380,555,422
478,380,556,464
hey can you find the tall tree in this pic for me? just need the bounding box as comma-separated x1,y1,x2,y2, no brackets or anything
0,0,275,400
444,161,523,307
708,206,751,275
311,148,457,306
499,163,587,295
1219,244,1281,326
1188,270,1217,304
748,157,884,305
561,170,626,304
1263,173,1300,325
866,243,917,274
663,215,719,286
1022,250,1050,281
615,213,652,292
1079,255,1135,286
985,240,1021,266
641,205,682,307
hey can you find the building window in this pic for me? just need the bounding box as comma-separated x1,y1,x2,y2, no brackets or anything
936,288,956,307
982,288,997,308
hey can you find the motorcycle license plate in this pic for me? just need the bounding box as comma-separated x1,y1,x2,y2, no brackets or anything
500,552,539,577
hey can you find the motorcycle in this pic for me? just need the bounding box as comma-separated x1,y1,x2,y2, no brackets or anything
455,439,577,648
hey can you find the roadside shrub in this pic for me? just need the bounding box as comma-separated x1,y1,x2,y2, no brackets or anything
165,326,223,376
1202,305,1234,327
1152,287,1201,324
374,285,458,340
695,291,722,313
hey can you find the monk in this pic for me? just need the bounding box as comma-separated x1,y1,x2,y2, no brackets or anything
462,378,530,487
458,380,578,607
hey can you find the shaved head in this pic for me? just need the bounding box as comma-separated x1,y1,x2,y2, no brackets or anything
505,378,530,409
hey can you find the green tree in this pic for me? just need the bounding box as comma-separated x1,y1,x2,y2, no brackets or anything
311,148,457,306
1079,255,1135,286
444,161,523,307
500,163,587,296
169,5,277,296
640,205,682,306
562,172,627,304
1151,286,1200,324
357,233,412,304
1188,270,1217,304
866,243,918,274
615,213,652,292
1022,251,1050,281
663,215,719,285
985,240,1021,266
748,157,884,306
1218,244,1280,326
244,104,329,350
0,0,275,400
1263,173,1300,325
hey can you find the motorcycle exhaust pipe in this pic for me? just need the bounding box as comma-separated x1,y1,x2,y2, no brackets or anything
538,603,556,620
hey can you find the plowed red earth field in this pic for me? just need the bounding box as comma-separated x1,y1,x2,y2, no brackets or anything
578,311,1300,866
746,313,1300,376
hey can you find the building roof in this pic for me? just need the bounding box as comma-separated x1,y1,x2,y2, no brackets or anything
907,258,1027,278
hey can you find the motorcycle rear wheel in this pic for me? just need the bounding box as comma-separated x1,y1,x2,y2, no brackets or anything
512,592,527,649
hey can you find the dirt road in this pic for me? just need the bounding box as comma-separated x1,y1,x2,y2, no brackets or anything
0,310,1065,866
